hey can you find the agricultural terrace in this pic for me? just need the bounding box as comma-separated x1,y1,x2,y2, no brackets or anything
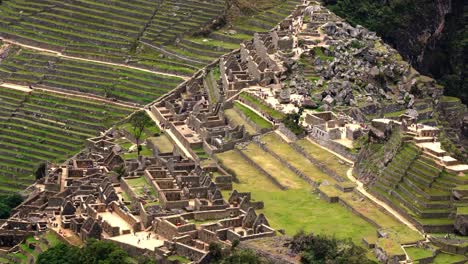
218,133,424,255
162,0,303,66
216,150,376,243
0,47,183,105
0,88,133,193
0,0,220,75
233,101,273,130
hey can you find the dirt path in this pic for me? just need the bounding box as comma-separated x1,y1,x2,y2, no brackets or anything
1,82,141,109
307,138,421,233
0,82,32,92
145,109,194,159
0,38,190,80
34,85,142,109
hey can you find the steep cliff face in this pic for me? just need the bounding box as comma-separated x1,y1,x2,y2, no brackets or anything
325,0,466,104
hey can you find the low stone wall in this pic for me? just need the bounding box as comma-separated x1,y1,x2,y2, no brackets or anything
103,237,154,257
429,237,468,255
290,142,348,183
308,135,357,162
317,188,339,203
120,177,139,202
253,140,317,187
109,202,141,232
278,124,299,142
338,197,380,228
234,148,287,190
231,103,275,134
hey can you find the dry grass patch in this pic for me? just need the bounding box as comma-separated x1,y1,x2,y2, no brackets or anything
241,143,304,189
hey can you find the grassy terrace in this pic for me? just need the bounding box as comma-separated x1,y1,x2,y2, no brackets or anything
0,0,222,76
125,176,157,198
0,0,156,59
216,150,377,243
239,92,285,120
295,139,350,179
368,140,467,230
0,48,184,104
147,134,174,153
225,108,257,135
152,0,302,70
233,101,273,129
0,89,133,193
260,133,339,183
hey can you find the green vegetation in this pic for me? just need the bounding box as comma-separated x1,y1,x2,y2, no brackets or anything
405,246,433,261
0,193,23,218
0,49,183,104
432,252,467,264
296,139,350,179
290,231,377,264
283,109,305,135
127,111,154,156
233,101,272,129
147,134,174,153
0,89,133,193
167,255,191,263
125,177,157,197
239,92,285,120
225,108,257,135
37,239,150,264
217,150,376,243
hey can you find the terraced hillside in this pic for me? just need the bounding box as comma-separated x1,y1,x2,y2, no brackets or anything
217,132,423,255
371,143,468,231
0,47,183,104
158,0,303,65
0,88,132,193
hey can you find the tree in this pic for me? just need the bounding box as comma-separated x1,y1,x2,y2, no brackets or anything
113,164,127,181
221,249,262,264
208,242,223,262
34,161,47,180
284,107,305,135
290,231,377,264
80,239,132,264
38,240,133,264
129,111,152,156
0,194,23,219
37,244,81,264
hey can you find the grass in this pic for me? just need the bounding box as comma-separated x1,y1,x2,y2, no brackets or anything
119,114,161,142
216,150,377,244
125,177,157,197
432,252,467,264
167,255,191,263
234,101,273,129
123,145,153,159
376,238,404,256
225,108,257,135
241,143,304,189
261,133,340,183
45,231,61,247
239,92,285,120
405,246,434,261
296,139,350,180
147,134,174,153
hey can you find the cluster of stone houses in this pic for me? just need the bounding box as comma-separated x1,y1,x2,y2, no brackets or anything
0,127,276,263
